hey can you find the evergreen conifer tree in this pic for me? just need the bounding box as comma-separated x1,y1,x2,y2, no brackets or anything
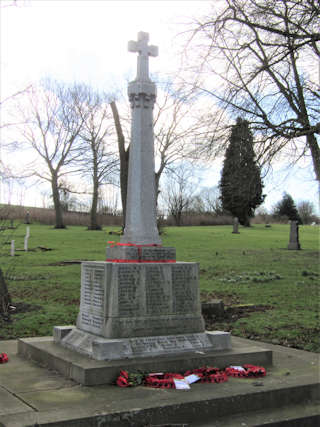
273,193,302,223
219,118,265,226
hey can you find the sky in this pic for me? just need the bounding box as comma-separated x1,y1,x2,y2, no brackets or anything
0,0,319,214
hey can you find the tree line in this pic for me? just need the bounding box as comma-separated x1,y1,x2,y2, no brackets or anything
1,0,318,230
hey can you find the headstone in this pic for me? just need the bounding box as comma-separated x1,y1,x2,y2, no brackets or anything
25,211,30,224
288,220,301,250
10,240,15,257
24,227,30,252
232,217,240,234
54,31,231,361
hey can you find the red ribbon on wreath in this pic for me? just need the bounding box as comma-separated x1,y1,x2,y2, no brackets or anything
0,353,8,363
225,364,266,378
106,241,176,263
144,373,185,389
184,366,228,383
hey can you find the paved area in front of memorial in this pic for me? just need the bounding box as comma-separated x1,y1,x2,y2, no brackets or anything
0,336,319,427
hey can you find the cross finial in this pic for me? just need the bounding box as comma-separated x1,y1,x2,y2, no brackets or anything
128,31,158,81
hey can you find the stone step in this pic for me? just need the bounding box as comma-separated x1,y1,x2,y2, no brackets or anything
18,336,272,385
2,338,318,427
197,401,320,426
2,380,318,426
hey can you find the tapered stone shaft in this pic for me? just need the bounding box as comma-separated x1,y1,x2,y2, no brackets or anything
121,32,161,245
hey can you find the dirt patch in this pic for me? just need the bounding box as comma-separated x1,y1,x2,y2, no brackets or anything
48,260,86,266
203,303,273,326
200,290,241,306
0,302,41,322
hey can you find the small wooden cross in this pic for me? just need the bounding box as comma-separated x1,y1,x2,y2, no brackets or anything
128,32,158,81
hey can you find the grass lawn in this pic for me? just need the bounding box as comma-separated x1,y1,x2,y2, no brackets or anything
0,223,319,352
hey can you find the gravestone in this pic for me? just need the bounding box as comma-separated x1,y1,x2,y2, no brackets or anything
10,240,15,257
288,220,301,250
24,211,30,224
54,31,231,360
232,217,240,234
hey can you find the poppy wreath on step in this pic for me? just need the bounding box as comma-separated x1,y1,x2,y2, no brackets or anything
116,370,145,387
0,353,8,363
144,373,185,389
184,366,228,383
225,364,266,378
116,364,267,388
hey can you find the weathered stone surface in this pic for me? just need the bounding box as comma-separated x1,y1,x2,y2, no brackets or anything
56,328,231,360
232,217,240,233
76,261,204,340
288,220,301,250
121,32,160,246
106,245,176,262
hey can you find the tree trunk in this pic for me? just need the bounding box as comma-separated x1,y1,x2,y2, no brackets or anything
89,176,101,230
240,213,251,227
0,268,11,318
51,176,65,229
307,133,320,184
110,101,129,229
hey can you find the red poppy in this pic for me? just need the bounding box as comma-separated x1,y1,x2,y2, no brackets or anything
0,353,9,363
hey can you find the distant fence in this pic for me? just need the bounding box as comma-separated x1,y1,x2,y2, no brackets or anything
3,205,316,228
0,205,123,227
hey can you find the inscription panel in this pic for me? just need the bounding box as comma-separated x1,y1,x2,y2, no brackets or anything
78,311,104,335
110,314,204,337
141,247,176,261
129,333,210,355
145,265,170,315
106,246,138,260
81,265,105,314
118,265,141,316
172,264,198,314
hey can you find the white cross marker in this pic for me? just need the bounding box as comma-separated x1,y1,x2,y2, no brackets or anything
128,31,158,81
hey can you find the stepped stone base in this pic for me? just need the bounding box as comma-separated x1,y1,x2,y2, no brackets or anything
17,336,272,386
54,326,231,360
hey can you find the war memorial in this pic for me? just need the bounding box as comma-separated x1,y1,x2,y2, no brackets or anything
9,32,318,426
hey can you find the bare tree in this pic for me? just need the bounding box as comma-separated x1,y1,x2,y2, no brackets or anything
297,200,317,224
184,0,320,183
76,86,118,230
12,79,86,228
110,80,210,222
110,100,129,228
198,186,224,215
161,164,198,226
153,81,211,197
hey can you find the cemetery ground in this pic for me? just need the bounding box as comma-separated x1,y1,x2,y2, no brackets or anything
0,223,319,352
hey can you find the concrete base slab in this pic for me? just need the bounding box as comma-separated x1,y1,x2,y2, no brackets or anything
1,337,319,426
53,326,231,360
18,335,271,385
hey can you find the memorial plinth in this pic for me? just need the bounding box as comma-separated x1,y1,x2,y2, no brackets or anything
55,255,231,360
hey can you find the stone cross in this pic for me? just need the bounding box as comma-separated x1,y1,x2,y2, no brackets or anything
121,32,161,245
128,32,158,81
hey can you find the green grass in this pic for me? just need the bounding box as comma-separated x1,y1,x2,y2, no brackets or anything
1,223,319,352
